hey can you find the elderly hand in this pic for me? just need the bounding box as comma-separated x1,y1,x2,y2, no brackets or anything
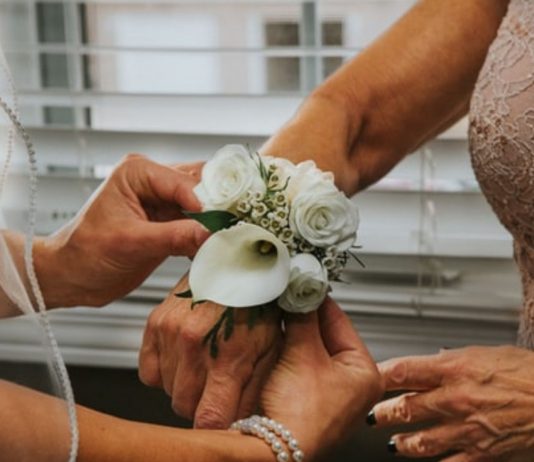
139,274,282,429
370,346,534,461
261,298,383,458
34,154,210,308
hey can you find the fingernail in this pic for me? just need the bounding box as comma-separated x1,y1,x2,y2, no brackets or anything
366,410,377,426
387,439,398,454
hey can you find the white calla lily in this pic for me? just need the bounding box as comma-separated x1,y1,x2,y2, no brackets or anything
189,223,291,307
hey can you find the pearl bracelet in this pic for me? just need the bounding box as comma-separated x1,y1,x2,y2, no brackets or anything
230,415,305,462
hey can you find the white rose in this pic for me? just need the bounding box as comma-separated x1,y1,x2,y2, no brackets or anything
194,145,266,211
278,253,329,313
290,182,359,251
263,158,334,200
287,160,335,200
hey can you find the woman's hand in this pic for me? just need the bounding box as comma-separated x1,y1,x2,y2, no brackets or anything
139,274,282,430
34,155,210,308
261,298,383,459
371,346,534,461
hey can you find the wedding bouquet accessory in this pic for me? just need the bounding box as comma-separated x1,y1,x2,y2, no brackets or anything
231,415,304,462
178,145,361,356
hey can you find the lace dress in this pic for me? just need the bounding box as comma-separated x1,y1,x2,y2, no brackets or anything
469,0,534,349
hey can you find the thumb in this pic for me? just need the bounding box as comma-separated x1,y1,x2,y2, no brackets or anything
140,220,210,259
121,155,202,212
319,298,371,358
283,310,322,353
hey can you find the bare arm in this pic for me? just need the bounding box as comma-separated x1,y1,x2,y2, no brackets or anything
0,156,208,318
261,0,510,195
0,379,271,462
78,408,271,462
1,300,380,461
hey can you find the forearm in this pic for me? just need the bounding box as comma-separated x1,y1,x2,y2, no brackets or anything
261,0,509,195
0,380,273,462
79,407,273,462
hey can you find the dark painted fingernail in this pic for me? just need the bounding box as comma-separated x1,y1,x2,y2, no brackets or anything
387,439,398,454
366,410,377,426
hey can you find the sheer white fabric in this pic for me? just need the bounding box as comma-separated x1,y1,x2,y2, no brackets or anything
0,47,78,461
469,0,534,349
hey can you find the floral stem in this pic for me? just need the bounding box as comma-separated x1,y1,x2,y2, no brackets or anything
348,250,366,268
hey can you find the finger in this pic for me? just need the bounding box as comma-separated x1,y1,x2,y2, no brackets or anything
372,387,462,427
138,311,163,388
159,345,179,397
319,297,370,357
138,342,163,388
378,354,450,391
121,155,202,211
172,161,204,181
194,369,246,429
390,422,487,459
237,346,280,419
154,310,183,397
171,355,207,420
283,310,322,354
136,220,210,259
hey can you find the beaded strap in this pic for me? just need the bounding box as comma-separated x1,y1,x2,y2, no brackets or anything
231,415,304,462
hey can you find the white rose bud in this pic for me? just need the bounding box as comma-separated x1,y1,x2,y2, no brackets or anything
290,183,359,252
278,253,329,313
288,161,335,200
194,145,266,211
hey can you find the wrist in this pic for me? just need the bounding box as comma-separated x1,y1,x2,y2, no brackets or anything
33,233,81,309
231,416,313,462
228,430,278,462
260,92,363,196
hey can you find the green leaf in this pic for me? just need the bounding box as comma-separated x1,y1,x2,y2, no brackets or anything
183,210,239,233
223,308,234,341
251,150,269,181
202,330,213,346
175,289,192,299
202,308,232,358
209,336,219,358
258,158,269,181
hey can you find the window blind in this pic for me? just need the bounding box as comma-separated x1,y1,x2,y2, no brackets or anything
0,0,520,366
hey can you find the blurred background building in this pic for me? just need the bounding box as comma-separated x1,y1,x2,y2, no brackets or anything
0,1,521,460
